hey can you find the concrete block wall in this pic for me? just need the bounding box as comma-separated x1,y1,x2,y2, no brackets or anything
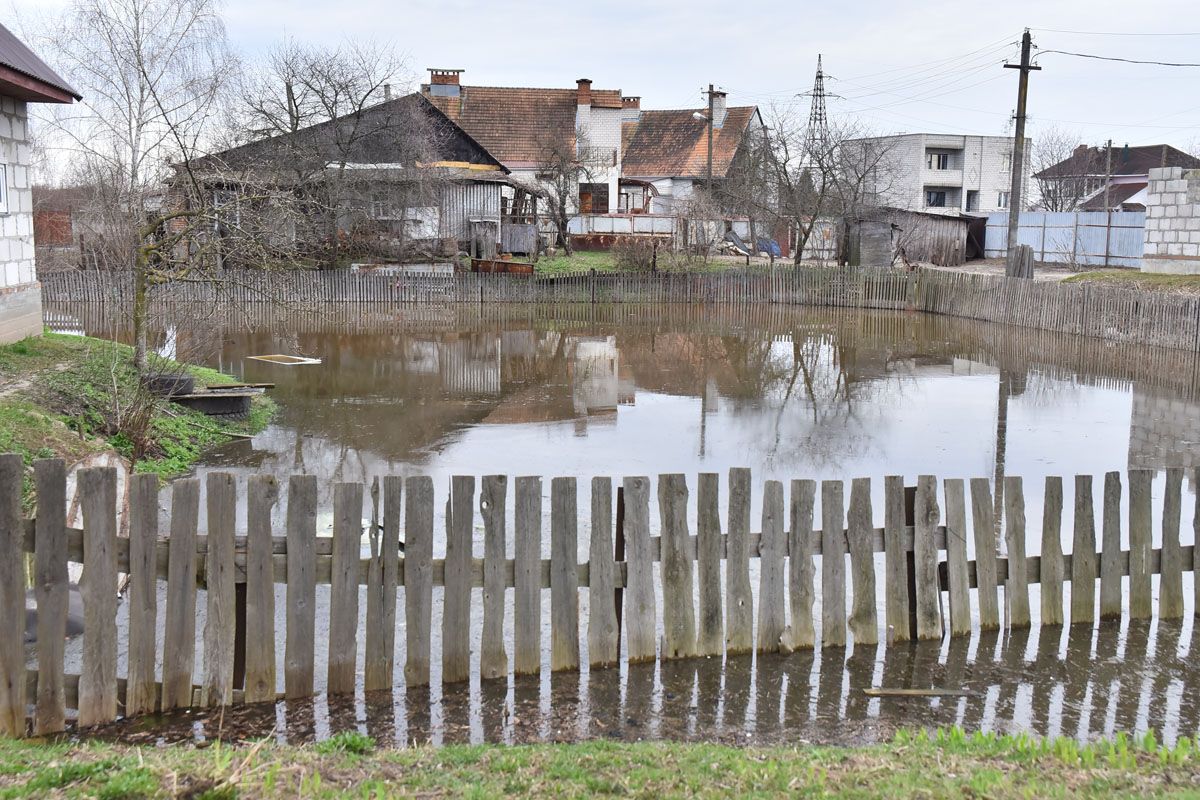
1143,167,1200,273
0,95,40,342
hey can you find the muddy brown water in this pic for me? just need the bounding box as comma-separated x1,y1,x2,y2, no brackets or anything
40,302,1200,745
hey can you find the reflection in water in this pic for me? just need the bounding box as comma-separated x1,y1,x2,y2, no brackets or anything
86,620,1199,747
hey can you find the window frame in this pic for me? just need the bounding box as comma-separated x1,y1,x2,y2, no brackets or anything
0,163,8,214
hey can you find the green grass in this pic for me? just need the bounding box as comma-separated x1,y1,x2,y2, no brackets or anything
1063,269,1200,293
0,331,274,498
532,250,620,275
1,729,1197,798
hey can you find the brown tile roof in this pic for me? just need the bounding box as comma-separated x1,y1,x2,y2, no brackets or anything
1079,181,1147,210
621,106,757,179
1035,144,1200,179
424,85,622,167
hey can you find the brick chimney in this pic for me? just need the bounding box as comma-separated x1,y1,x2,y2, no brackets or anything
427,68,462,97
576,78,593,107
711,89,727,129
621,96,641,123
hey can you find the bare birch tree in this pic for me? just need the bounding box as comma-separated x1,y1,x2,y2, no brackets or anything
1031,127,1100,212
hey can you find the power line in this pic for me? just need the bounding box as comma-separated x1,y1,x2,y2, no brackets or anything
1038,50,1200,67
1031,27,1200,37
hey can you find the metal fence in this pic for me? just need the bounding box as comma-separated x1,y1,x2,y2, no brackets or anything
984,211,1145,268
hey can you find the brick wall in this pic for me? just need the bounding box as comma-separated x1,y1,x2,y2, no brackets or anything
0,94,40,342
1143,167,1200,274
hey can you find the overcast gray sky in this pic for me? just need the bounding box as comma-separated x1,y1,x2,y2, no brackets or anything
10,0,1200,149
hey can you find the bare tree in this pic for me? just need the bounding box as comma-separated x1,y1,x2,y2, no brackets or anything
1031,127,1101,212
536,128,608,256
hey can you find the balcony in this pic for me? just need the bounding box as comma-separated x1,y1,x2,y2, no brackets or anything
922,168,963,188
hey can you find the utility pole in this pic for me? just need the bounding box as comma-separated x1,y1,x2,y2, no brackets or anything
1104,139,1113,267
1004,29,1040,272
706,83,714,193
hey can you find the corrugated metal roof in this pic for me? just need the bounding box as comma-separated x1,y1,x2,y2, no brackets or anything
0,22,80,101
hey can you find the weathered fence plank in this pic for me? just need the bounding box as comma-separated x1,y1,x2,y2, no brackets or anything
404,476,434,686
285,475,318,699
660,474,697,659
783,479,816,651
943,478,971,637
513,476,542,675
821,480,847,646
883,476,909,642
444,476,475,683
125,473,159,717
846,478,877,645
624,476,657,663
757,480,787,652
204,472,237,707
1003,476,1031,628
1071,475,1097,625
725,467,754,655
695,473,723,656
78,467,118,727
163,479,200,711
914,476,942,640
367,476,401,691
244,475,279,704
551,477,581,671
969,478,1000,630
328,482,363,695
32,459,67,734
0,455,23,737
1160,467,1185,619
588,477,619,667
480,475,509,680
1127,470,1152,620
1040,476,1065,626
1099,472,1123,620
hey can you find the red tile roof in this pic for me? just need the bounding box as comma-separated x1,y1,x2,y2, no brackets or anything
1079,181,1147,210
621,106,758,179
423,85,622,167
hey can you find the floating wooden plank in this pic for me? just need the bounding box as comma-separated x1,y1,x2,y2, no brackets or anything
1071,475,1097,625
203,472,237,707
1040,476,1065,626
695,474,723,656
328,482,363,695
968,478,1000,630
32,459,67,735
659,474,697,659
588,477,619,667
1003,476,1030,628
1160,467,1184,620
444,476,475,684
757,480,786,652
364,476,400,692
725,467,753,655
284,475,317,699
404,476,434,686
0,454,23,737
551,477,581,671
162,479,200,711
623,476,657,663
480,475,508,680
913,475,941,641
847,478,878,645
1098,471,1123,620
125,473,159,717
943,479,971,637
882,476,909,642
244,475,279,704
821,480,847,647
78,467,118,727
513,476,542,675
782,479,816,652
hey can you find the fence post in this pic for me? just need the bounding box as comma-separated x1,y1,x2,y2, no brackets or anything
0,454,24,738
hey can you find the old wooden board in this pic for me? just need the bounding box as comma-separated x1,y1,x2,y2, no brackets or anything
480,475,509,680
847,478,878,645
443,476,475,683
0,454,23,736
1003,476,1031,628
660,474,697,659
1071,475,1097,625
725,468,753,655
78,467,118,727
1127,469,1153,620
513,476,542,675
821,480,847,646
695,474,723,657
162,479,200,711
968,478,1000,630
883,476,909,642
125,473,159,717
913,476,942,640
404,476,434,686
284,475,318,699
943,478,971,637
32,459,67,734
623,476,657,663
550,477,581,671
783,479,816,652
1098,471,1123,620
757,480,786,652
1040,476,1065,626
328,482,363,695
1160,467,1184,619
244,475,279,704
588,477,619,667
363,475,400,692
203,472,237,707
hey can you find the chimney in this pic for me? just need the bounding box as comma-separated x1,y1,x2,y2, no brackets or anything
576,78,593,107
710,89,727,129
383,83,392,101
427,68,463,97
621,96,641,122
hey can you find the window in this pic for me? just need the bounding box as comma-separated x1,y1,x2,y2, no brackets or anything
997,191,1010,209
0,164,8,214
578,182,608,213
926,151,950,170
925,190,947,208
966,190,980,212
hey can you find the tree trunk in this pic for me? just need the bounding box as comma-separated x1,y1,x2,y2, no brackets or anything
132,256,149,374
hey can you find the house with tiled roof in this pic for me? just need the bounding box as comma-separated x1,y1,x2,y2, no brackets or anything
1035,143,1200,212
0,23,79,343
420,71,763,217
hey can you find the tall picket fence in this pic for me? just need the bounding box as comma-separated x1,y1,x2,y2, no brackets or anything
3,454,1198,736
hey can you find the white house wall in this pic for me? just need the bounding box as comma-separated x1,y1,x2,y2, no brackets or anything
0,95,41,343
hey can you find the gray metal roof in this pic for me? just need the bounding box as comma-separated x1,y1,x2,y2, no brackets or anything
0,22,80,101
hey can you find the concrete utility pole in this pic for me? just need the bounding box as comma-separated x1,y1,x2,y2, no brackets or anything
706,83,714,193
1004,29,1040,272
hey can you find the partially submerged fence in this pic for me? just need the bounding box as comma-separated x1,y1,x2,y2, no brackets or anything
3,454,1199,736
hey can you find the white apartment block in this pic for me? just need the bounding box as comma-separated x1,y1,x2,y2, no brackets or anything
852,133,1031,216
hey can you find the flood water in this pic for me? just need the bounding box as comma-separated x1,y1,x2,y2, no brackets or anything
43,302,1200,745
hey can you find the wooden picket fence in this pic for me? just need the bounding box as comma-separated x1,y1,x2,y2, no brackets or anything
3,455,1199,737
39,266,1200,352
